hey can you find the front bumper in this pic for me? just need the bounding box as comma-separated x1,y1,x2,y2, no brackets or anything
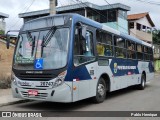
11,81,72,103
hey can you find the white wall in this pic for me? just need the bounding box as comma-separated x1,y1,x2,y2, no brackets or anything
135,16,152,28
0,21,5,31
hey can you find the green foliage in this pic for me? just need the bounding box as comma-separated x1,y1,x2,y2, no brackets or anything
0,30,5,35
153,29,160,45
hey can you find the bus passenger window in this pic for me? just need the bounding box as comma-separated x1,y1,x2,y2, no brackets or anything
114,36,126,58
127,41,136,59
96,30,113,57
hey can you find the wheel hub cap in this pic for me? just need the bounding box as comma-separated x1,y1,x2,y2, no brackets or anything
98,84,105,96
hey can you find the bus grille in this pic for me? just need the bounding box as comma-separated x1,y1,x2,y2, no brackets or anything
18,73,54,81
21,91,48,99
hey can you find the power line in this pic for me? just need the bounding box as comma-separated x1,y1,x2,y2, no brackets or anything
7,2,31,28
103,0,150,41
131,0,160,6
73,0,130,33
9,0,36,30
72,0,148,41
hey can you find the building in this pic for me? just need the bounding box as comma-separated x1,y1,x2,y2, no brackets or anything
128,12,155,44
19,2,130,34
0,12,9,34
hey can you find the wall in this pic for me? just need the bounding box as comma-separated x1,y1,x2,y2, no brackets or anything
118,17,128,34
0,21,5,31
103,17,128,34
130,28,152,42
103,22,118,31
0,39,14,79
135,16,152,28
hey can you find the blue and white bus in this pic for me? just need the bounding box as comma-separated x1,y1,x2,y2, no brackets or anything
7,14,154,103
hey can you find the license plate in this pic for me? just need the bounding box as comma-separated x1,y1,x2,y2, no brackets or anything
28,90,38,96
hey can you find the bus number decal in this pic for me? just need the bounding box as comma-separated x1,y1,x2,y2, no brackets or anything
40,82,54,87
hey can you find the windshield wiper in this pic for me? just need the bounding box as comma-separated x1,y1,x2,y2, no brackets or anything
42,26,57,47
26,31,36,56
26,31,34,46
31,36,36,56
41,26,56,57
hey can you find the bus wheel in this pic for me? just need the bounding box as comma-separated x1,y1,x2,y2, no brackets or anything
92,78,106,103
137,74,146,90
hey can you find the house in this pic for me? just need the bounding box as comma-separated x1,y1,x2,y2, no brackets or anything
19,2,131,34
0,12,9,34
128,12,155,44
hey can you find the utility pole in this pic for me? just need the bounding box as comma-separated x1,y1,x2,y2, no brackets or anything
49,0,57,15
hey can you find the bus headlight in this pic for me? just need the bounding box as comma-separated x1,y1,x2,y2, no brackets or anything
53,71,67,88
11,72,17,85
54,78,63,87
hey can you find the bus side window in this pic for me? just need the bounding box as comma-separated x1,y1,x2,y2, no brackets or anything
84,31,94,56
74,27,95,66
114,36,126,58
127,41,136,59
96,30,113,56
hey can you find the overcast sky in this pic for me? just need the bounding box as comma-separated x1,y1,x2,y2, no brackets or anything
0,0,160,32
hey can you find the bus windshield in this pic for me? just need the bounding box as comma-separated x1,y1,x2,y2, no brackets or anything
14,28,70,70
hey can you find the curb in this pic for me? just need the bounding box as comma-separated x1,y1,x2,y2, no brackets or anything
0,99,32,107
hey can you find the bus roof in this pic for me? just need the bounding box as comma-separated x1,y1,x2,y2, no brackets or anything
21,13,151,47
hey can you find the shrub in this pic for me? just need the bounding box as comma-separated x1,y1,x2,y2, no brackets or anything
0,30,5,35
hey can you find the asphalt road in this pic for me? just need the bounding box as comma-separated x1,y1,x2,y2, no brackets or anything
0,73,160,120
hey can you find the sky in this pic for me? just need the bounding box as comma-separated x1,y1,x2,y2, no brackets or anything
0,0,160,32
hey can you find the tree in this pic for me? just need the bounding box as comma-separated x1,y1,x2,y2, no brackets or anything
153,29,160,44
0,30,4,35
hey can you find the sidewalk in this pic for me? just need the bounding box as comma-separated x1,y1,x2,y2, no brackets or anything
0,89,30,107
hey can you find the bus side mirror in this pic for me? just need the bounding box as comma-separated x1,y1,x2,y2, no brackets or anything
6,31,10,49
5,30,19,49
76,22,86,40
81,26,86,40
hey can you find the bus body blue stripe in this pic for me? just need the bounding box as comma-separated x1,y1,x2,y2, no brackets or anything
73,66,92,80
110,58,139,76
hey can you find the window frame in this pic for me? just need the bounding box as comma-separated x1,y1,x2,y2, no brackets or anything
114,35,127,59
73,24,96,67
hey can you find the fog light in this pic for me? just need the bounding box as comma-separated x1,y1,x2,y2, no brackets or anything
15,88,18,94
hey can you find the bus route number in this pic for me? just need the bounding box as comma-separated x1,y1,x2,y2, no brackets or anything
40,82,54,87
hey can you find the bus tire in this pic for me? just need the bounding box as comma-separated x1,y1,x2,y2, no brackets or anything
92,77,106,103
137,74,146,90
